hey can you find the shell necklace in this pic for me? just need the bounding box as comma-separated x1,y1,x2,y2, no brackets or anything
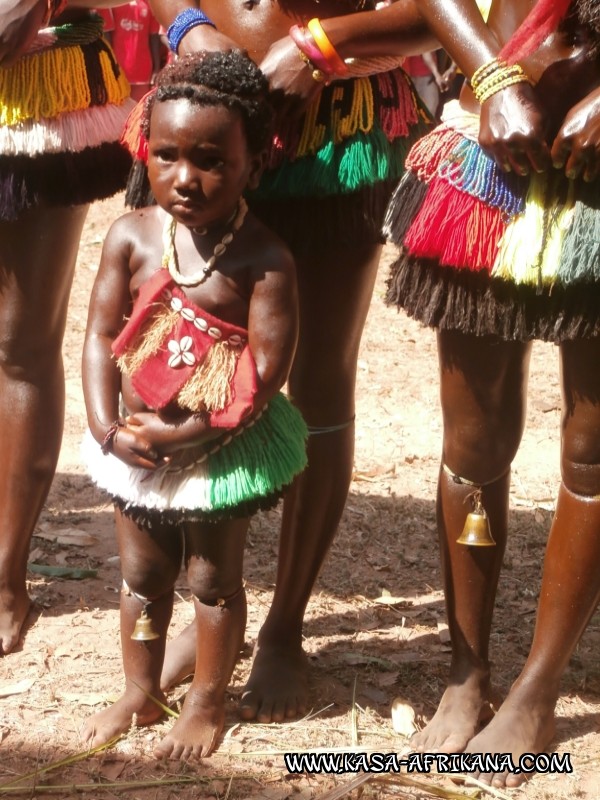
162,198,248,287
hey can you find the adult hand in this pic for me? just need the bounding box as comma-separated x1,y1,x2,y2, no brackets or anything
177,23,238,56
551,85,600,182
0,0,47,68
259,34,323,118
479,82,551,176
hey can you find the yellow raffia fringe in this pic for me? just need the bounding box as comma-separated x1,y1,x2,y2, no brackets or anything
0,44,129,126
296,77,375,157
116,306,180,376
492,174,574,285
177,341,238,413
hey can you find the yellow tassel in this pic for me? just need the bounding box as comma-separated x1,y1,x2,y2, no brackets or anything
116,306,180,376
176,341,238,413
0,44,129,126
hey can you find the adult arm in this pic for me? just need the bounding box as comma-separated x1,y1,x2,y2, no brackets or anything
412,0,550,175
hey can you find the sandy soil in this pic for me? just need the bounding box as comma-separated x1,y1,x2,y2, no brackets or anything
0,194,598,800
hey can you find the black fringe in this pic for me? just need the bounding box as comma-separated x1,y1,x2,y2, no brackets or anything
124,158,153,209
386,253,600,343
248,179,398,253
111,487,289,528
0,142,131,221
382,171,428,245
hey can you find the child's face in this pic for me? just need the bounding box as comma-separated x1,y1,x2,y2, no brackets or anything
147,98,265,229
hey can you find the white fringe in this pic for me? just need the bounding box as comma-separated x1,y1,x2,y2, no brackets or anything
0,99,136,156
81,430,215,513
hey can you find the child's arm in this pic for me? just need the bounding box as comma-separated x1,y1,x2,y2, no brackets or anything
83,217,163,470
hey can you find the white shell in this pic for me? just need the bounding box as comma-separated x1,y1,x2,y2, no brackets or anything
181,350,196,367
213,243,227,257
180,335,193,351
168,353,182,368
167,339,181,354
222,232,234,244
208,327,222,340
181,307,196,322
194,317,208,331
228,334,242,346
170,296,183,312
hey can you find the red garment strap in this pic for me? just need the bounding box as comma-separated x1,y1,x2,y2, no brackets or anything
499,0,572,64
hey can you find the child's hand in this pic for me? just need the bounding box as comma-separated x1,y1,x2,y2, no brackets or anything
110,424,165,470
124,412,197,455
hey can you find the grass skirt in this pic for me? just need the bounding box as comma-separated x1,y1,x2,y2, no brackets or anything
82,393,308,527
385,101,600,342
0,14,133,220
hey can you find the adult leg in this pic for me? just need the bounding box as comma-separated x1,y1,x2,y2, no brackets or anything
82,509,182,747
238,240,382,723
0,205,88,655
155,517,248,760
411,330,532,752
466,337,600,788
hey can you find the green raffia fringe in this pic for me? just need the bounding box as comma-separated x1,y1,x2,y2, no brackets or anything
252,123,429,199
207,393,307,511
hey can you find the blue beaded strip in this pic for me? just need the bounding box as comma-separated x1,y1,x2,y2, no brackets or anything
167,8,216,54
439,138,526,220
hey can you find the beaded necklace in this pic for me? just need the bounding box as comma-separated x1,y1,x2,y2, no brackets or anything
162,199,248,287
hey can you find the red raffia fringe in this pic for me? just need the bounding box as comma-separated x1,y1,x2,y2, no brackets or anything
405,127,462,181
120,88,155,162
499,0,572,64
404,178,506,271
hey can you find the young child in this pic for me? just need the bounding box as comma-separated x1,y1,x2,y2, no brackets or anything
80,50,307,760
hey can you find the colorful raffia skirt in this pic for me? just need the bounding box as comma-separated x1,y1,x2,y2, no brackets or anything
124,68,431,253
385,101,600,342
0,14,134,221
82,392,308,527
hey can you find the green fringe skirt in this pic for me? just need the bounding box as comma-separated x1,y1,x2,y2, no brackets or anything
82,393,308,526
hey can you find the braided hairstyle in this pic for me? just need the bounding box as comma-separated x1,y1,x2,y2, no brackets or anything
143,50,273,155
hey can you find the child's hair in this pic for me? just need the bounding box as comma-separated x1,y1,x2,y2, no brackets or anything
143,50,273,154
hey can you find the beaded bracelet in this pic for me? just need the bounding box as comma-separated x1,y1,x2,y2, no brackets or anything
306,18,348,77
100,419,124,455
470,58,531,104
167,8,216,55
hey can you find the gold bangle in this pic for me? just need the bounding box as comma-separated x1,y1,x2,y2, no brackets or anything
472,62,531,103
306,17,348,76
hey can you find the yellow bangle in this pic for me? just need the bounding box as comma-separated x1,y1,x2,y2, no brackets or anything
306,18,348,76
472,60,531,104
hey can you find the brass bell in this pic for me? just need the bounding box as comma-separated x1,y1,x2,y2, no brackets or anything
131,606,160,641
456,489,496,546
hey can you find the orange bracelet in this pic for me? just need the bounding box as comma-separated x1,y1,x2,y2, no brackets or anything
306,18,348,77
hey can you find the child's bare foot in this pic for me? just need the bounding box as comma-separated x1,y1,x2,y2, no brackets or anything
0,584,31,655
81,688,165,749
411,670,495,753
239,639,308,723
463,686,556,788
160,622,196,692
153,686,224,760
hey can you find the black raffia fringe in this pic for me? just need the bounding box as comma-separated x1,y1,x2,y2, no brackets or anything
382,171,428,245
248,178,398,254
386,252,600,343
112,486,288,529
0,141,131,221
124,158,153,209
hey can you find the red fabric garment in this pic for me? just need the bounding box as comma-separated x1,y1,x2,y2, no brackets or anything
404,55,432,77
112,269,258,428
499,0,572,64
98,0,159,85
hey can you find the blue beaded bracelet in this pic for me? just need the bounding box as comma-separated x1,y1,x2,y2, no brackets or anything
167,8,216,54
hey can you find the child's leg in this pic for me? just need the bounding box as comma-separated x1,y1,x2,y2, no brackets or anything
412,330,532,753
465,337,600,788
82,508,183,747
154,515,248,760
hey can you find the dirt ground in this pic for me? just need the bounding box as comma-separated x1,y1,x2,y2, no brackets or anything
1,194,599,800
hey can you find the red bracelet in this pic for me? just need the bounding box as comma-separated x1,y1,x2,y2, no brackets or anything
100,419,124,455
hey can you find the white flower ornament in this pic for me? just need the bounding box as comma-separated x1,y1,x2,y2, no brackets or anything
167,336,196,368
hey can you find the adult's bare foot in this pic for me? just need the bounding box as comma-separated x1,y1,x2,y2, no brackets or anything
410,671,495,753
160,622,196,692
0,584,31,655
463,688,556,789
153,686,224,760
81,688,165,749
239,640,309,723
